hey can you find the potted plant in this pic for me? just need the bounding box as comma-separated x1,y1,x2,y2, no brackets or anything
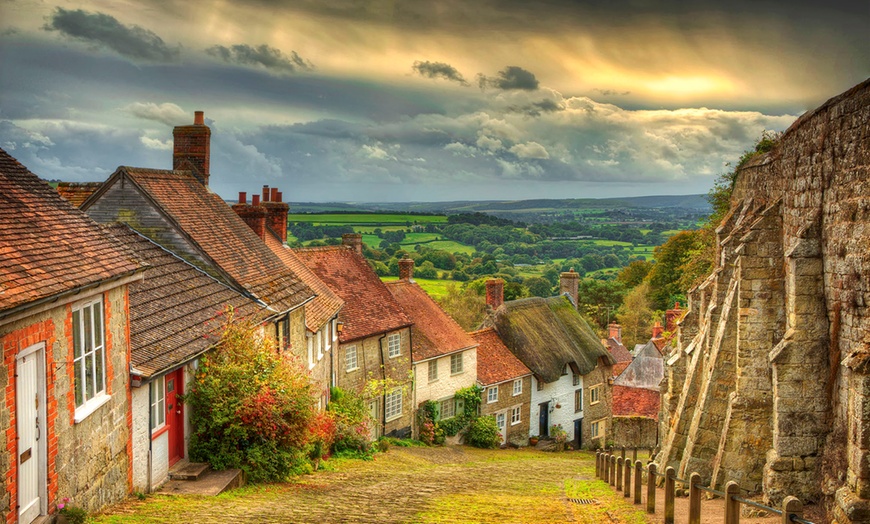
529,435,539,446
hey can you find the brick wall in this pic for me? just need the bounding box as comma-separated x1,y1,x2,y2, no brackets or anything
479,376,532,446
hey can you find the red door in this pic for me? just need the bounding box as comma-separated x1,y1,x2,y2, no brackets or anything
166,368,185,466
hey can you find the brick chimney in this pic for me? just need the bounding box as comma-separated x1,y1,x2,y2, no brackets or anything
486,279,504,310
560,268,580,309
232,191,267,240
173,111,211,186
398,257,414,281
261,186,289,243
608,322,622,343
665,302,683,332
342,233,363,255
652,321,664,339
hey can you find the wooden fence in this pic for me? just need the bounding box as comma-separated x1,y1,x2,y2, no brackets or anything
595,450,815,524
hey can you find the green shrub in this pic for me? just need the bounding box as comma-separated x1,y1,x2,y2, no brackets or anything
466,415,501,449
328,387,373,454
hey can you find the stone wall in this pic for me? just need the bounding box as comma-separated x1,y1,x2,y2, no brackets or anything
658,78,870,523
612,416,658,449
480,376,532,446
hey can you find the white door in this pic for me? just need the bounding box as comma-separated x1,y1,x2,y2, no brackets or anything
17,343,46,524
368,399,380,440
496,412,507,445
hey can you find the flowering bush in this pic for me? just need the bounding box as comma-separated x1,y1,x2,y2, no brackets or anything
58,497,87,524
328,387,373,455
550,424,568,452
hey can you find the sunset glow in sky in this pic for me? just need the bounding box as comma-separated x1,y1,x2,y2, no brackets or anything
0,0,867,201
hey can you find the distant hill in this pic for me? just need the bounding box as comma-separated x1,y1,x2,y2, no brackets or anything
288,195,711,214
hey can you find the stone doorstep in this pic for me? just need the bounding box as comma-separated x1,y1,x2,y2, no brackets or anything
160,468,245,497
169,461,210,481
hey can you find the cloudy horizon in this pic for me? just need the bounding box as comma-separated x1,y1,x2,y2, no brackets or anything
0,0,867,202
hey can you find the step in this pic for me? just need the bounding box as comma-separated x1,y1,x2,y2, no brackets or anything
160,468,245,496
169,462,210,481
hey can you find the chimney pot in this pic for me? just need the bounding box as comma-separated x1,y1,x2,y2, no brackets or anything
262,185,270,202
238,191,247,205
559,268,580,310
270,187,279,202
252,195,260,206
173,111,211,186
194,111,204,125
608,322,622,343
399,257,415,281
652,321,664,339
486,279,504,310
276,191,283,203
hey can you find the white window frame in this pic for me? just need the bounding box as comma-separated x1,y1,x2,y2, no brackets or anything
345,345,358,372
487,386,498,403
590,384,601,405
440,398,456,419
450,353,463,375
510,406,521,425
575,388,583,413
72,297,108,421
325,323,332,353
428,360,438,382
307,335,315,370
512,378,522,396
150,376,165,432
387,333,401,358
591,418,605,439
316,330,323,360
385,388,402,421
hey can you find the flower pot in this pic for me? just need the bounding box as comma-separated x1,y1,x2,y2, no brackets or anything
56,515,69,524
529,437,539,446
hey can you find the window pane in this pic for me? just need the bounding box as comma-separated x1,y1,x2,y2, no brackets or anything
95,347,104,395
93,301,103,349
72,310,82,359
83,306,92,357
74,359,83,407
85,352,95,400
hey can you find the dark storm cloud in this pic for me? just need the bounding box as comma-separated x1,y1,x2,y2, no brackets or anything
206,44,314,74
595,89,631,96
43,8,180,62
508,99,565,117
412,61,469,86
478,66,539,91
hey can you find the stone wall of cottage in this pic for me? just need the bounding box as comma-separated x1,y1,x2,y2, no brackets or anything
414,349,477,410
480,376,532,446
657,79,870,522
581,362,613,450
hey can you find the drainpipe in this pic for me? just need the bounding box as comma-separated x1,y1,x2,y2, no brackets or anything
378,333,387,436
147,381,153,493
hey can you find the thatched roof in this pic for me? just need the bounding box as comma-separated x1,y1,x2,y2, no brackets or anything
485,296,615,382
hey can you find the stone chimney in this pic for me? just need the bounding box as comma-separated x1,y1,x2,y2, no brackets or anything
559,268,580,309
398,257,414,281
665,302,683,332
232,191,267,240
342,233,363,255
608,322,622,343
261,186,289,243
173,111,211,186
652,321,664,339
486,279,504,310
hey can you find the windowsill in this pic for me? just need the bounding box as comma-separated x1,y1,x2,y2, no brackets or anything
388,354,401,359
151,424,169,440
590,401,600,406
74,394,111,424
429,379,439,383
451,371,464,376
385,413,402,423
512,392,521,397
487,399,497,404
511,420,520,426
346,367,359,373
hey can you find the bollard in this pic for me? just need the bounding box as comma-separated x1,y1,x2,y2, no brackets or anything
595,452,601,478
632,447,638,462
647,463,657,513
688,472,701,524
634,460,642,505
664,466,675,524
624,459,632,498
782,496,803,524
617,457,624,490
604,453,610,482
610,456,617,486
724,481,740,524
621,446,626,459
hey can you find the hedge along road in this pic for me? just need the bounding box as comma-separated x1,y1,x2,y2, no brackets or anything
94,446,651,524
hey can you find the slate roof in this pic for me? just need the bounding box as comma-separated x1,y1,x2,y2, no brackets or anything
612,339,663,418
385,279,476,362
56,182,102,208
0,149,141,316
294,246,411,343
90,167,314,314
469,327,531,386
107,224,269,378
265,233,343,332
484,296,615,383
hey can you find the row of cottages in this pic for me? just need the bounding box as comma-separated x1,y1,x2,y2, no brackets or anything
0,149,144,523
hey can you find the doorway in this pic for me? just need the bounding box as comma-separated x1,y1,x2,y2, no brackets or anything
538,401,550,437
16,343,47,524
573,418,583,450
166,368,185,466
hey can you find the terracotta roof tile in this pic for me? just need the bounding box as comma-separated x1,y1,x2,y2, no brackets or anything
56,182,102,208
294,246,411,342
612,385,660,418
385,279,476,362
117,167,313,312
469,327,531,385
108,224,269,377
0,149,141,315
265,233,343,332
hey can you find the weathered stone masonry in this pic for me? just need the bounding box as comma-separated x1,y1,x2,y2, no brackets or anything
658,79,870,523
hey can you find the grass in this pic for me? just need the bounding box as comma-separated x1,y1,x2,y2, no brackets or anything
287,213,447,225
381,276,453,298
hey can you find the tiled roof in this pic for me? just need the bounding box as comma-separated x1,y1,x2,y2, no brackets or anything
294,246,411,343
0,149,141,315
265,233,343,332
605,338,634,363
469,327,531,386
484,296,615,382
612,385,660,418
56,182,103,208
115,167,314,313
107,224,269,378
385,279,476,362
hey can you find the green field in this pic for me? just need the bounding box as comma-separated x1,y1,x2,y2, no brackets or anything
381,276,453,298
287,213,447,225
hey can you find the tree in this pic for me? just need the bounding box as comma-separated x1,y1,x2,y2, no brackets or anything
645,230,708,311
615,282,657,349
436,282,487,330
524,276,553,297
616,260,653,288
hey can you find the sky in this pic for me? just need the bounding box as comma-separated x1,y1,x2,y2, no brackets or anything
0,1,867,202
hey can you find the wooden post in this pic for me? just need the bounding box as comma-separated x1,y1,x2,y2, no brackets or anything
624,459,632,498
610,456,617,486
688,472,701,524
621,446,626,459
633,447,638,462
647,463,657,513
617,457,624,490
724,481,740,524
604,453,610,482
634,460,643,505
649,448,654,462
782,496,803,524
595,452,601,478
664,466,676,524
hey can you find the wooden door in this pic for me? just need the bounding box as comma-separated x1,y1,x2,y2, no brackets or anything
538,402,550,437
166,368,185,466
17,344,46,524
573,418,582,450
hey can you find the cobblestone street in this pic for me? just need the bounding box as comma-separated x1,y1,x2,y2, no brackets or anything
96,446,647,523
